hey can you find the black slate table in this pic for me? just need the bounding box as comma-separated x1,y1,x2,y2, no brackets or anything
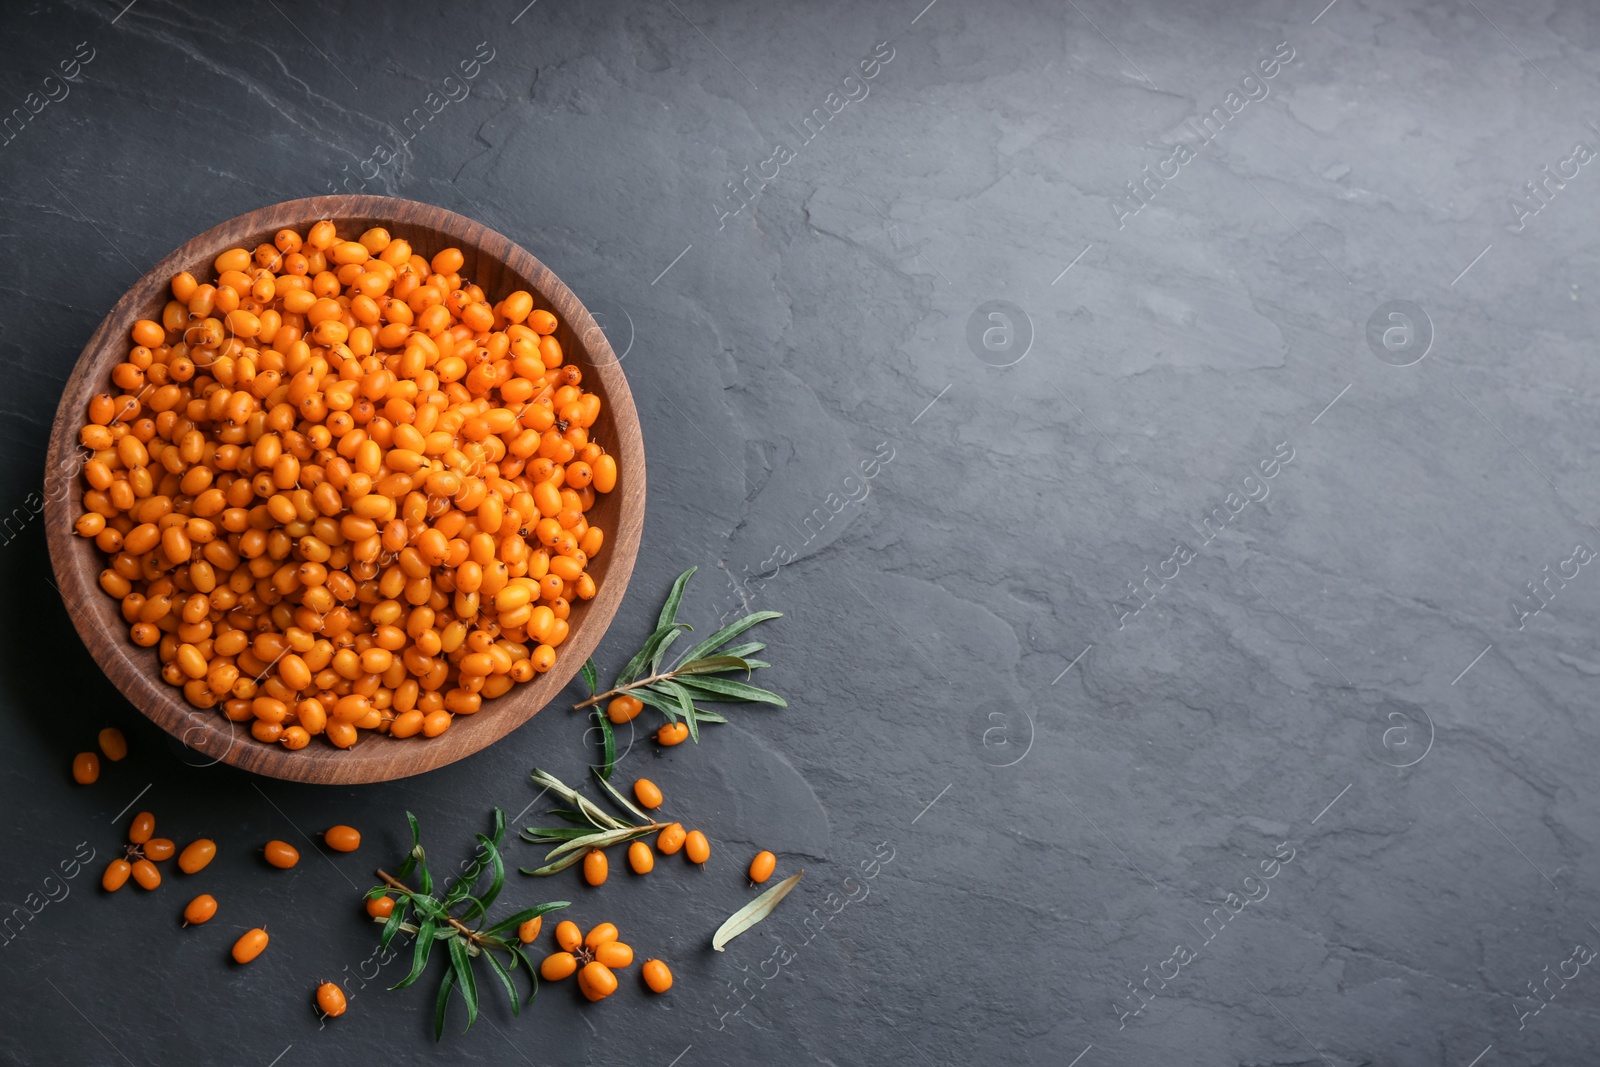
3,1,1598,1064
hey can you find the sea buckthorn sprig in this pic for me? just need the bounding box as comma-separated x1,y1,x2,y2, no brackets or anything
368,808,570,1040
519,768,673,879
72,222,619,753
575,567,784,777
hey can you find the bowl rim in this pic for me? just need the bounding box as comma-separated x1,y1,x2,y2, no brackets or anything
42,194,645,785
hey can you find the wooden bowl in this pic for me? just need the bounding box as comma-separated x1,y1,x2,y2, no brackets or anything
43,195,645,784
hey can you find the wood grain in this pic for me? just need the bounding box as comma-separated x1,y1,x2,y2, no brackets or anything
42,195,646,785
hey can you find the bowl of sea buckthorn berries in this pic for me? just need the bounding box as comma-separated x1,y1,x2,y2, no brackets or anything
44,196,645,784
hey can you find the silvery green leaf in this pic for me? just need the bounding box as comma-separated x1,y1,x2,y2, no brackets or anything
712,871,804,951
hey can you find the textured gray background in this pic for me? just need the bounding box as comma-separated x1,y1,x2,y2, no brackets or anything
1,0,1598,1064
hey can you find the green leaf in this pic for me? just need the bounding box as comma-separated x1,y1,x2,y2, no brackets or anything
448,936,479,1030
469,833,505,919
394,917,437,990
632,687,682,721
674,611,781,667
531,769,628,830
541,823,659,863
618,623,687,686
485,949,521,1017
692,707,729,724
592,767,651,823
650,627,683,675
521,826,594,842
520,850,589,877
482,900,572,938
712,870,805,951
657,566,697,630
675,676,787,706
547,808,591,825
511,946,540,1004
379,894,409,949
675,655,752,676
433,960,456,1041
719,641,765,659
594,708,616,781
581,658,598,694
406,811,423,852
652,680,700,743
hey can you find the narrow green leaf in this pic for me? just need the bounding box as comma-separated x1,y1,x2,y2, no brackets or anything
592,767,651,823
520,850,589,877
448,936,479,1029
632,687,681,722
541,823,659,863
719,641,765,659
617,623,685,686
521,826,594,842
394,917,437,990
379,894,409,949
712,870,805,951
650,626,683,674
676,675,787,706
530,769,628,830
484,949,521,1017
594,708,616,781
653,679,700,743
406,811,422,851
547,808,590,825
433,961,457,1041
581,658,598,694
692,707,729,724
511,946,541,1004
472,833,506,918
674,611,781,668
657,566,697,629
675,655,752,676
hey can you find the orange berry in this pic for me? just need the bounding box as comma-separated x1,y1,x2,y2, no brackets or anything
594,941,633,969
540,951,577,980
641,958,673,993
656,722,689,746
144,838,176,862
749,850,777,883
632,778,664,809
324,825,361,852
178,839,216,874
98,727,128,761
656,823,686,855
582,848,608,886
518,916,543,944
577,961,618,1001
685,830,710,865
128,811,155,845
606,694,642,724
584,922,619,949
366,895,395,919
72,752,99,784
555,920,583,952
183,894,217,925
232,927,269,964
628,840,654,874
263,840,300,868
316,981,348,1018
102,859,131,892
131,858,161,890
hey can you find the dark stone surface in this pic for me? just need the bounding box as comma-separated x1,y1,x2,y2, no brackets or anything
2,0,1598,1063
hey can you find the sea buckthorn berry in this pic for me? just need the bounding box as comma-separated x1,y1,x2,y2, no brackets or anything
128,811,155,845
102,859,132,892
578,961,618,1002
632,778,664,809
749,850,777,884
72,752,99,784
657,722,689,746
232,927,269,964
367,894,395,919
183,894,217,925
316,981,348,1018
144,838,176,862
685,830,710,865
263,840,300,868
656,823,686,855
324,825,361,852
584,922,619,949
641,958,673,993
594,941,633,969
555,920,583,952
178,839,216,874
540,951,577,981
517,916,543,944
582,848,608,886
131,859,161,890
98,727,128,761
628,840,654,875
606,694,642,724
